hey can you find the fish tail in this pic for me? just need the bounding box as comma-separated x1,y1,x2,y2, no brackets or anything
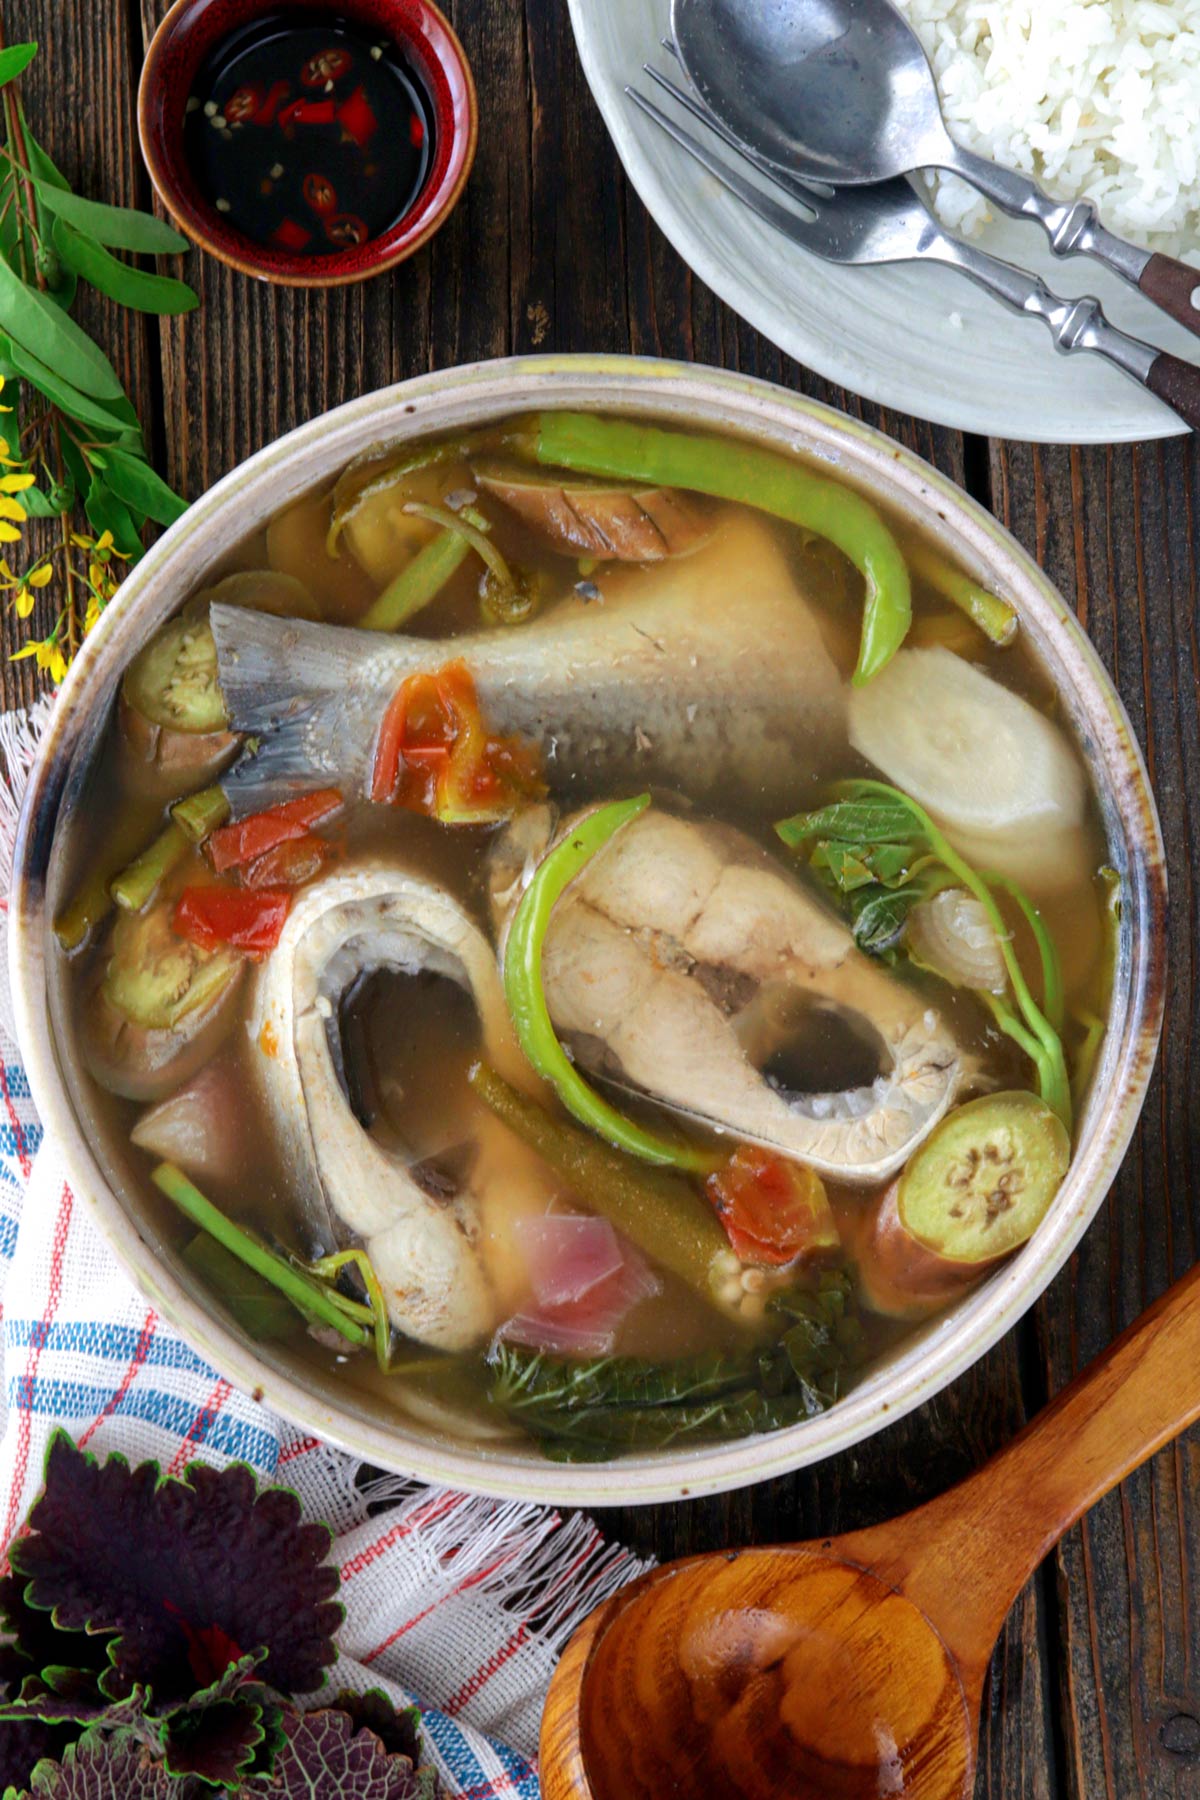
211,604,399,811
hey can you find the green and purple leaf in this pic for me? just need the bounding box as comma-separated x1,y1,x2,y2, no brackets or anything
263,1708,440,1800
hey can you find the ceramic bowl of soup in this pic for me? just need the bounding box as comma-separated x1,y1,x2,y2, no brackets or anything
8,357,1166,1504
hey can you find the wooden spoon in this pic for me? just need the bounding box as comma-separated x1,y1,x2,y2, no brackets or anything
541,1259,1200,1799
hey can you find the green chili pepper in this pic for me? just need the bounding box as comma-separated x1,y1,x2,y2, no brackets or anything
502,793,723,1172
530,411,911,685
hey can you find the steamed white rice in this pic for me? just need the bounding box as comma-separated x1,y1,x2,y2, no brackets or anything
893,0,1200,256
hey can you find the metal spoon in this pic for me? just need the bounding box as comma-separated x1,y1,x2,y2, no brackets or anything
624,71,1200,431
671,0,1200,341
540,1258,1200,1799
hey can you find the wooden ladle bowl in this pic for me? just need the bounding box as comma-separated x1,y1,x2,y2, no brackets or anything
541,1260,1200,1798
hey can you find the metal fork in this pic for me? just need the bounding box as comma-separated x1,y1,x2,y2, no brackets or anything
625,66,1200,432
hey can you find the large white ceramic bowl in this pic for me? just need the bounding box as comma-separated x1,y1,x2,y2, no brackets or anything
567,0,1197,443
9,356,1167,1505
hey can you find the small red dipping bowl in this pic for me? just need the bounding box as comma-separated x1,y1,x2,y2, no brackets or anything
139,0,477,286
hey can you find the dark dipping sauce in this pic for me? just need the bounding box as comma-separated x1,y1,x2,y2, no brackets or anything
183,10,434,257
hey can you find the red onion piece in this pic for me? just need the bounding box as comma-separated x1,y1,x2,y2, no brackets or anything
515,1212,624,1307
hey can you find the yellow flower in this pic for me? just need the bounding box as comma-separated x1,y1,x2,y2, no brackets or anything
27,563,52,589
84,594,102,636
0,473,34,494
0,522,22,544
12,587,33,620
0,375,11,415
0,497,27,523
69,532,94,551
10,636,66,682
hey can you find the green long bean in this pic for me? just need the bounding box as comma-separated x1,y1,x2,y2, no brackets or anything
530,411,912,684
501,793,723,1173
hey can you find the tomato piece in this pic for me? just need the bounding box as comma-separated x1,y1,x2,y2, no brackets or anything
242,833,336,890
208,788,342,872
371,661,544,823
302,173,338,215
706,1146,841,1267
300,46,352,86
174,887,291,956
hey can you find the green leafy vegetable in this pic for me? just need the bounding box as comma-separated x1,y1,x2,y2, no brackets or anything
777,778,1073,1127
502,794,722,1173
0,45,38,89
489,1271,868,1460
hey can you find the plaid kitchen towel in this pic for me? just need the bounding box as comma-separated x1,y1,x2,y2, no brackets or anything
0,700,648,1799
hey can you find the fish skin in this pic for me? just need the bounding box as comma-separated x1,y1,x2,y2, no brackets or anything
496,806,961,1185
211,514,846,815
246,857,543,1351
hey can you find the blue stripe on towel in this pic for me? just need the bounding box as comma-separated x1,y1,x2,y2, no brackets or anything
2,1375,278,1470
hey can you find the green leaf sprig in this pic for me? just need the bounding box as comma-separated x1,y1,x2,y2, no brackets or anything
776,778,1073,1129
0,38,195,681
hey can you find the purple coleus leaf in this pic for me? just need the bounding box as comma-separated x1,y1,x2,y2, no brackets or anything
0,1576,114,1694
12,1435,341,1705
258,1707,441,1800
3,1725,195,1798
0,1718,72,1797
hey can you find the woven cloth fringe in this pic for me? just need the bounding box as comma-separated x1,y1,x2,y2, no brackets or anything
0,700,650,1798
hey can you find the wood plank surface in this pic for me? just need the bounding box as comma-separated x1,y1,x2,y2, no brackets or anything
4,1,1197,1793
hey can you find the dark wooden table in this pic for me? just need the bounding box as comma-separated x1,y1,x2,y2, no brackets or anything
5,3,1199,1793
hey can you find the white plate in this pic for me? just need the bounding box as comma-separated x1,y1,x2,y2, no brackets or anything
567,0,1196,443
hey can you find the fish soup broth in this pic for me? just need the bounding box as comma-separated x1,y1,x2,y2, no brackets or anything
58,413,1109,1459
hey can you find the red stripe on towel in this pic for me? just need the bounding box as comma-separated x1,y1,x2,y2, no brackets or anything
2,1181,73,1554
79,1307,159,1447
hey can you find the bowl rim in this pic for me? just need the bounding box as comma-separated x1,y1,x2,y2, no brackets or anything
9,353,1168,1505
137,0,478,288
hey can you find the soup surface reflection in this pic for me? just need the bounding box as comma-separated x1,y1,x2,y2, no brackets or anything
55,412,1111,1460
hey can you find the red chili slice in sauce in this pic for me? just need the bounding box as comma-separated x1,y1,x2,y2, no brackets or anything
252,78,292,127
300,46,352,87
324,212,369,247
223,83,262,124
270,218,313,251
173,886,292,956
336,84,378,148
302,173,339,215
